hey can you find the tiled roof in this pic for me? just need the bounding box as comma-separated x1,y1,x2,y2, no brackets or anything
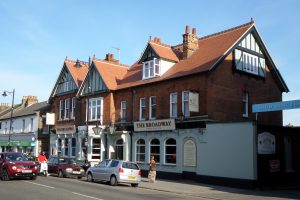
149,41,179,62
93,59,129,90
65,60,89,87
117,22,254,90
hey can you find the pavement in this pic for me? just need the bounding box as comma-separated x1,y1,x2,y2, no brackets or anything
139,178,300,200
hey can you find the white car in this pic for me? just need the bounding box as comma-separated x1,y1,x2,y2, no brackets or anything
86,159,141,187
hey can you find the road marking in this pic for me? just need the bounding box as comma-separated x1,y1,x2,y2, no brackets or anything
72,192,104,200
23,181,55,189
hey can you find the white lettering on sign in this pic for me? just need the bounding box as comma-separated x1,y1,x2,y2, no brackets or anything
252,99,300,113
134,119,175,132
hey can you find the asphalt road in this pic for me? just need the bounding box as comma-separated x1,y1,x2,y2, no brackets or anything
0,176,204,200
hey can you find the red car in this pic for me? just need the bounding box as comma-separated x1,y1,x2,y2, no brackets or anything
0,152,38,181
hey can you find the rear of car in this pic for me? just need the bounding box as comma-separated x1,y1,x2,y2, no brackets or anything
57,158,85,179
0,152,38,181
117,161,141,186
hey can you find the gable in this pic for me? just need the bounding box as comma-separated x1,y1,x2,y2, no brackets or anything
81,64,107,95
55,66,77,95
139,44,159,63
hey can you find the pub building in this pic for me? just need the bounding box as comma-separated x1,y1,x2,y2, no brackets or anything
48,20,299,188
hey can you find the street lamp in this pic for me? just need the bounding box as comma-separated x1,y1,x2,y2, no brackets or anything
92,121,102,161
2,89,15,152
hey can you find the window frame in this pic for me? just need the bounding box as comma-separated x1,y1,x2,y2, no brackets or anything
170,93,178,118
91,138,101,160
149,96,156,120
120,101,126,122
150,138,160,164
164,138,176,165
182,91,190,117
139,98,146,121
143,58,160,79
59,100,64,120
136,139,145,163
87,97,103,122
64,98,70,119
71,97,76,119
242,92,249,117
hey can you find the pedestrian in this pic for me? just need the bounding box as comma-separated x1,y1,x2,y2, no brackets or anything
148,156,157,183
38,151,49,176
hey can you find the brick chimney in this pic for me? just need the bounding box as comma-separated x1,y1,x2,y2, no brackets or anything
22,96,38,107
182,25,199,59
104,53,119,64
0,103,10,111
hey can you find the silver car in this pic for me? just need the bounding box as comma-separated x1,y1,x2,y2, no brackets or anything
86,159,141,187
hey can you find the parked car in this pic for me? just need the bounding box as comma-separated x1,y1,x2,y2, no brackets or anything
0,152,38,181
47,156,85,179
86,159,141,187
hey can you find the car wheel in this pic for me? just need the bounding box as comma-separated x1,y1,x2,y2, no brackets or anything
110,175,118,186
2,169,10,181
58,170,64,178
87,173,93,182
77,176,82,179
131,183,139,187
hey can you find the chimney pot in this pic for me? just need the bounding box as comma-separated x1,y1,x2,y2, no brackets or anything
185,25,190,34
192,28,197,35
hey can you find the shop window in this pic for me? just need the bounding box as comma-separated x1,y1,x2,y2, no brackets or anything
71,138,76,157
64,138,69,157
136,139,145,162
150,138,160,163
165,138,176,165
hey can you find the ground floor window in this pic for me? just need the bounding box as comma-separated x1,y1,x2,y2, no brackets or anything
150,138,160,163
136,139,145,162
165,138,176,164
64,138,69,157
58,139,62,155
92,138,101,160
71,138,76,157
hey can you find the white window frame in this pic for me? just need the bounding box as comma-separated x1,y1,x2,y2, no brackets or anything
170,93,178,118
150,138,160,164
87,97,103,122
143,58,160,79
120,101,126,122
182,91,190,117
164,138,176,165
242,92,249,117
149,96,156,119
64,98,70,119
30,118,33,132
71,97,76,119
91,138,101,160
59,100,64,120
136,139,145,163
140,98,146,121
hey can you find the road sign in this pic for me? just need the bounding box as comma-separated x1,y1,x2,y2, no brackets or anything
252,99,300,113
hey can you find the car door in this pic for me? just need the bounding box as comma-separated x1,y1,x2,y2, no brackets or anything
0,153,4,177
47,157,55,173
93,160,110,181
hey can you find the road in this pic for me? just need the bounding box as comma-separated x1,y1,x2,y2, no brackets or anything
0,176,204,200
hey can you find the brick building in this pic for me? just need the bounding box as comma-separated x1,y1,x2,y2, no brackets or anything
49,21,294,188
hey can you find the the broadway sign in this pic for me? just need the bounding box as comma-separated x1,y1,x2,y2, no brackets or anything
134,119,175,132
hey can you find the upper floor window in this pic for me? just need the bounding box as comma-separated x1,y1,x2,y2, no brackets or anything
170,93,177,118
65,98,70,119
83,67,107,94
59,100,65,120
182,91,190,117
87,98,103,122
149,96,156,119
56,69,76,94
140,98,146,121
242,92,249,117
71,97,76,119
143,58,160,79
30,118,33,132
120,101,126,122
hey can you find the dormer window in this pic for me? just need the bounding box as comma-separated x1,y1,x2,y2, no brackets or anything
143,58,160,79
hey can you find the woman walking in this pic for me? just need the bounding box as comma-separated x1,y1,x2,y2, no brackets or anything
148,156,157,183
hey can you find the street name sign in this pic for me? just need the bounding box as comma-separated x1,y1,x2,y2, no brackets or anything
252,99,300,113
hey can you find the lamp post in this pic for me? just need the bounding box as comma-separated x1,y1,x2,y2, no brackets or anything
2,89,15,152
92,121,102,161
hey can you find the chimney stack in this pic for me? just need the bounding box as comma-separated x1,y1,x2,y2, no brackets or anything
0,103,10,111
182,25,199,59
104,53,119,64
22,96,38,107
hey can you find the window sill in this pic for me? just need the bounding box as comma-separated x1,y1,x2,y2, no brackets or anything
162,163,176,167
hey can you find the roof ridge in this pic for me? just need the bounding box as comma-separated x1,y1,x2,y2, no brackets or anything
199,21,254,41
150,41,172,48
65,58,89,66
93,58,130,68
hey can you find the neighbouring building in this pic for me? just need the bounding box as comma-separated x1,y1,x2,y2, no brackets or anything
0,96,50,156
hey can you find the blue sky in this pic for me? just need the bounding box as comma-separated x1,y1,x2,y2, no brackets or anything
0,0,299,126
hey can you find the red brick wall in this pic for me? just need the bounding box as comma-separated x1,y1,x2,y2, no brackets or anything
51,93,76,126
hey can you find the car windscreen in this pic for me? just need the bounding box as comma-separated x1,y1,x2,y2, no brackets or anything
59,158,82,166
6,153,29,162
122,162,139,170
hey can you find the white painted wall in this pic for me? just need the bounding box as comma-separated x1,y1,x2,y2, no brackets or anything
198,122,257,180
160,59,176,75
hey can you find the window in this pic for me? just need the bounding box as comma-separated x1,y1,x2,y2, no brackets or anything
140,98,146,120
58,139,62,154
150,139,160,163
120,101,126,122
65,98,70,119
170,93,177,118
64,138,69,157
71,138,76,157
92,138,101,160
143,58,160,79
22,119,25,132
88,98,103,121
71,97,76,119
149,96,156,119
242,92,249,117
165,138,176,164
136,139,145,162
59,100,64,120
30,118,33,132
182,91,189,117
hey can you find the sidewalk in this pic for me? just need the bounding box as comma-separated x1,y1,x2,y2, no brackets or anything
139,178,300,200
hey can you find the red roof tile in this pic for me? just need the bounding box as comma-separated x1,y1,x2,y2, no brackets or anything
65,60,89,88
117,22,254,89
149,41,179,62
